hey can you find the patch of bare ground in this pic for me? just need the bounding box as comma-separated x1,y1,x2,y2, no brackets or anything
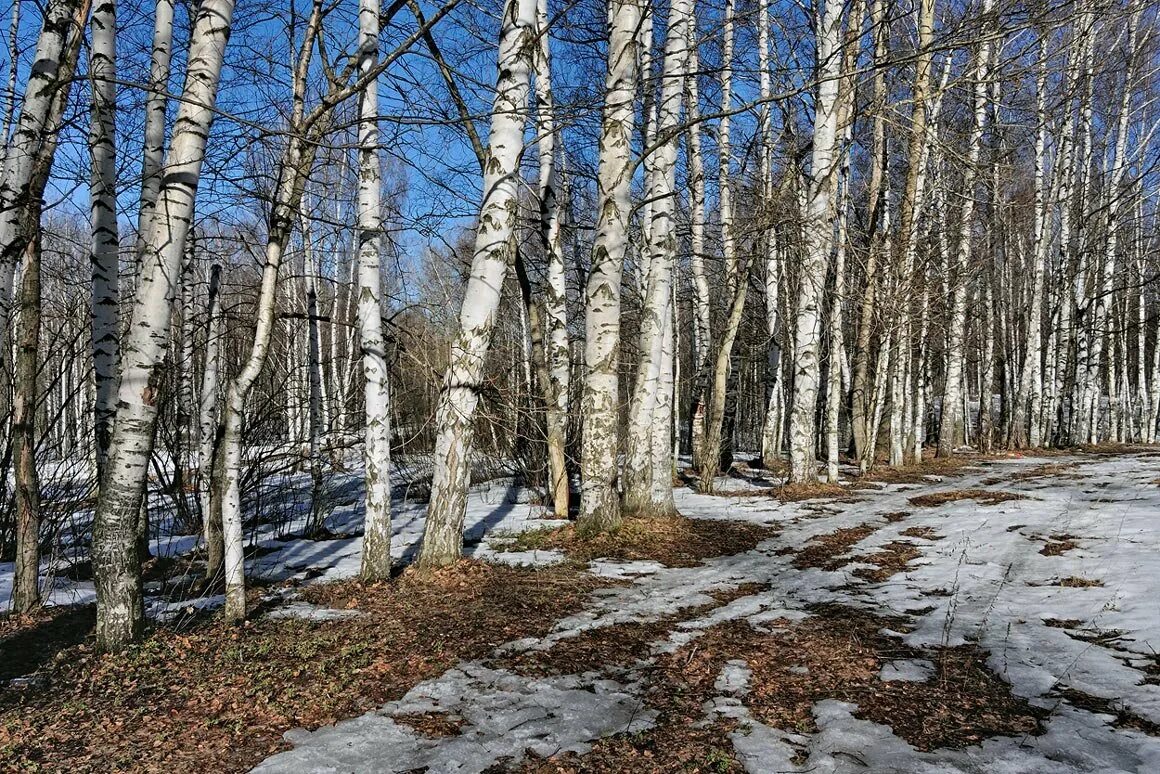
793,524,881,571
982,463,1080,486
1054,688,1160,735
393,711,466,737
884,510,911,522
697,607,1041,747
908,489,1029,508
520,602,1048,772
1043,618,1083,629
528,604,1044,771
494,513,778,568
1057,576,1104,588
1040,534,1080,556
718,481,857,503
494,583,768,677
858,455,986,485
852,541,923,582
0,561,614,772
901,526,941,540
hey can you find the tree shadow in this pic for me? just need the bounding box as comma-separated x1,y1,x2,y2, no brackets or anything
0,605,95,683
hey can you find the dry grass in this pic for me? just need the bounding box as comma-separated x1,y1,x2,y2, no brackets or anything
717,481,856,503
908,489,1029,508
900,526,941,540
0,561,615,772
1040,534,1079,556
1056,576,1104,588
494,513,778,568
793,524,880,571
852,541,923,582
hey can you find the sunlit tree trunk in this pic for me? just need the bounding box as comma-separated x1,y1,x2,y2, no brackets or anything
93,0,235,651
624,0,689,515
357,0,394,580
534,0,570,519
937,0,992,456
418,0,536,560
685,16,710,465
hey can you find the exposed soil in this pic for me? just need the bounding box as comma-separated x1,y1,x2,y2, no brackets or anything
852,541,923,582
667,606,1044,750
393,711,467,738
493,513,778,568
1040,534,1080,556
720,482,857,503
1054,688,1160,736
793,524,880,571
493,583,768,677
908,489,1029,508
0,562,614,772
524,605,1044,771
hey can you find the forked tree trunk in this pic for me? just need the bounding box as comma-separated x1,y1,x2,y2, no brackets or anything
93,0,235,651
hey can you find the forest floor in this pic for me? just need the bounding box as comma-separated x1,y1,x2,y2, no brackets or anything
5,447,1160,772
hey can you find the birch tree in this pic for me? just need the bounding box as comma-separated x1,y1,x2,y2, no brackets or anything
92,0,236,650
417,0,537,564
787,0,846,483
575,0,643,534
624,0,689,516
357,0,393,581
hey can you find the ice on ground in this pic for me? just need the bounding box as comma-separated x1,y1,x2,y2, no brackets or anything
879,659,935,682
254,663,654,774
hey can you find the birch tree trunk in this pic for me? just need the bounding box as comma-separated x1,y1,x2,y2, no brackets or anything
90,0,118,475
788,0,845,483
0,0,90,429
8,0,89,614
1010,37,1051,449
417,0,536,562
624,0,689,516
887,0,936,467
92,0,235,651
936,0,991,456
685,18,710,465
534,0,570,519
357,0,394,580
576,0,643,534
199,263,223,584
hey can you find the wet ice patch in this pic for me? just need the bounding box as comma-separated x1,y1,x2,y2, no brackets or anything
879,659,934,682
254,663,653,774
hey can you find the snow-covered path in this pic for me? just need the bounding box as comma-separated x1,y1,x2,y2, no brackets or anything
256,452,1160,773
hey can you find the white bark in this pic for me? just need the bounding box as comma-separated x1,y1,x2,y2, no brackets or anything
788,0,845,483
418,0,536,561
93,0,235,650
685,18,710,466
534,0,570,519
136,0,175,260
624,0,689,516
90,0,118,474
357,0,394,580
937,0,991,456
